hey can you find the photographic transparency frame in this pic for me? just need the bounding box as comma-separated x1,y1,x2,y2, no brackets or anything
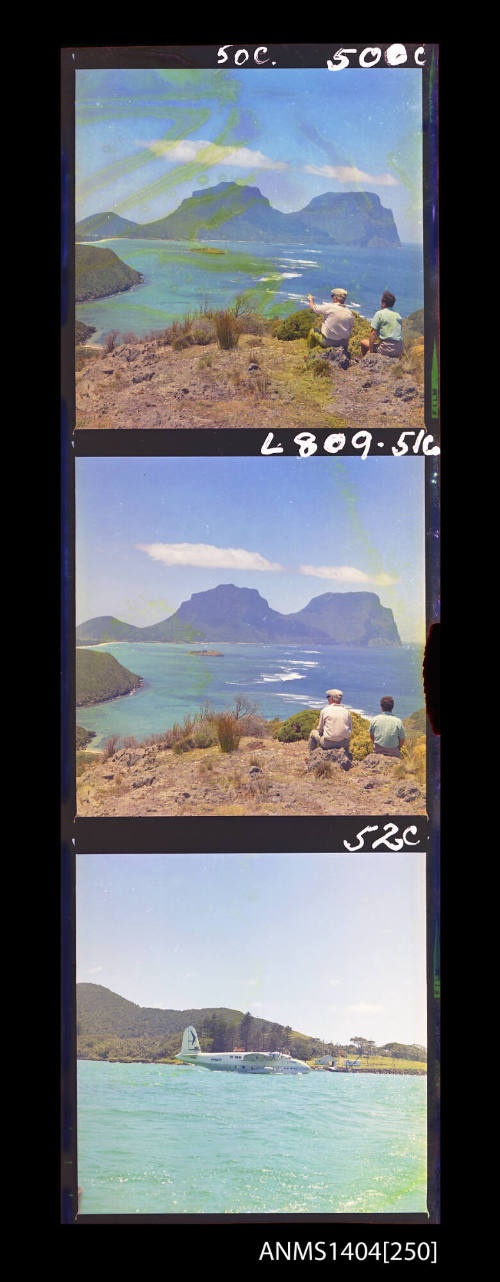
60,42,440,1256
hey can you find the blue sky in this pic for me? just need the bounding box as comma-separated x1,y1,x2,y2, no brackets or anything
76,456,426,643
76,68,423,242
76,852,427,1047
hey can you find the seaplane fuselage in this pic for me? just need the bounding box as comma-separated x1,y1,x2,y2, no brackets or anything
176,1026,310,1074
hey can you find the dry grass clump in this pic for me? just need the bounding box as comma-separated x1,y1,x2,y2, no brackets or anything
313,758,333,779
214,310,240,350
397,734,426,788
312,359,332,378
101,331,118,355
214,713,242,753
102,734,121,760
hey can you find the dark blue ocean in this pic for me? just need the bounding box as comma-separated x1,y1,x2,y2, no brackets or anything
76,641,424,749
76,239,423,343
77,1060,427,1215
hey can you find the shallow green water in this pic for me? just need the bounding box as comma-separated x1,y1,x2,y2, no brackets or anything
76,239,423,342
76,641,424,749
77,1061,427,1215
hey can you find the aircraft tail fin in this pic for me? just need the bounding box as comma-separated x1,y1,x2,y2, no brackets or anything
179,1025,201,1057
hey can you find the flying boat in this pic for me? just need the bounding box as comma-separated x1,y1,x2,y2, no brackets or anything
176,1026,311,1074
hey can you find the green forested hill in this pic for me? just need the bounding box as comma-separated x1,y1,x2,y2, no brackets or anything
76,983,426,1067
76,244,142,302
76,649,143,706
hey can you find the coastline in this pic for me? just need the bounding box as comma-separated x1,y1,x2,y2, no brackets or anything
76,1053,426,1075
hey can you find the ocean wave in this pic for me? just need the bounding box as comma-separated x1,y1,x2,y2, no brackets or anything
258,671,307,683
279,271,302,279
279,259,319,268
278,693,320,705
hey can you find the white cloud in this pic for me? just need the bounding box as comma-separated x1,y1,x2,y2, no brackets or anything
137,542,284,573
298,564,398,586
142,138,287,171
87,966,103,975
348,1002,384,1014
303,163,399,187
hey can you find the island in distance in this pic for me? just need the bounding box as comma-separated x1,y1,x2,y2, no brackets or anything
76,182,400,249
76,585,401,647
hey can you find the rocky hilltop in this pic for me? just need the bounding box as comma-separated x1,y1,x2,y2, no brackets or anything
75,307,425,432
76,182,400,248
76,711,426,819
76,585,401,647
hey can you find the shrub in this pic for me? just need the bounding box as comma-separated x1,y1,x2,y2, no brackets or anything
102,331,119,355
274,708,372,759
347,313,372,357
215,310,240,350
102,734,121,759
193,729,217,749
237,312,267,335
274,709,320,742
191,325,213,346
171,335,193,351
172,735,196,754
238,715,267,738
398,734,426,788
312,359,332,377
349,712,373,760
275,310,318,342
215,713,241,753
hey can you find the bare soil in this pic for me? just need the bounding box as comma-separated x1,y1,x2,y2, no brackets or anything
76,735,426,817
75,335,424,432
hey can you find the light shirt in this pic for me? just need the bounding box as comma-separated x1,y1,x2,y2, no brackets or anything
318,703,352,742
312,302,354,342
370,308,403,342
369,712,405,750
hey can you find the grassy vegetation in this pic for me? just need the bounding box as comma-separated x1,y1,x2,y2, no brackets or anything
274,708,373,759
76,750,101,777
76,984,426,1069
76,649,142,706
189,246,225,255
76,725,96,750
75,320,96,344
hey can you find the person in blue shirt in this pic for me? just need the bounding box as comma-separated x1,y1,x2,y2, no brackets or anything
369,696,406,757
360,290,403,358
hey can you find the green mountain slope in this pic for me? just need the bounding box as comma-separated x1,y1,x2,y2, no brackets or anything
77,586,401,647
76,182,400,248
76,648,143,706
76,244,143,302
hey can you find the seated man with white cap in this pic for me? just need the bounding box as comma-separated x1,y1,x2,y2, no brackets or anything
305,287,354,352
309,689,352,753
